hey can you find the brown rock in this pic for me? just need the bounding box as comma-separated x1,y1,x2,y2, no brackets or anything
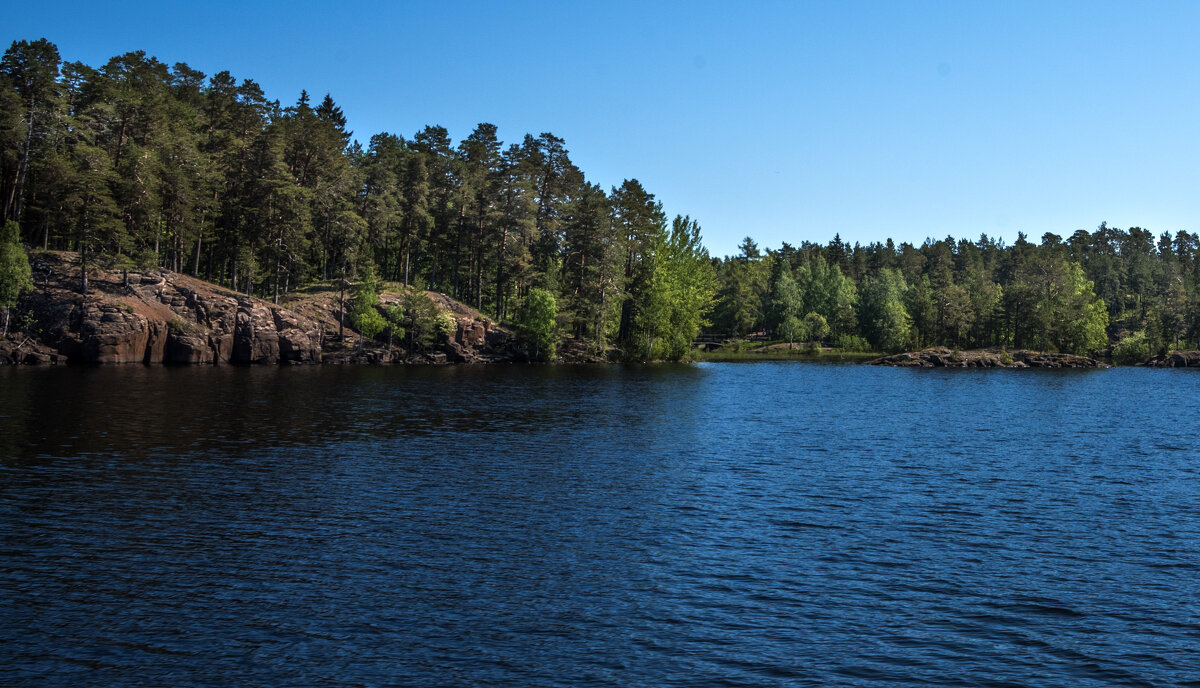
165,331,214,364
870,347,1108,369
1145,350,1200,368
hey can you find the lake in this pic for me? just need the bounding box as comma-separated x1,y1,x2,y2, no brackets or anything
1,363,1198,687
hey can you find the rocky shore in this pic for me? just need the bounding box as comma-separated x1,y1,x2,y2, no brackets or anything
1144,351,1200,368
0,252,535,366
868,347,1109,369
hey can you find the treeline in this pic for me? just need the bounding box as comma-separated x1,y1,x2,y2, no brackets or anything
709,227,1200,356
4,39,1198,361
0,39,713,360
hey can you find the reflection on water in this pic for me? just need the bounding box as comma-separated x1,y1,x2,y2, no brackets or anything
2,364,1198,686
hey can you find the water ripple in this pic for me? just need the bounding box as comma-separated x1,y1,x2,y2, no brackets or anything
2,364,1198,686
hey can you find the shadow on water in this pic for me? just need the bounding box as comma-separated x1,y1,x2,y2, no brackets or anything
0,364,710,461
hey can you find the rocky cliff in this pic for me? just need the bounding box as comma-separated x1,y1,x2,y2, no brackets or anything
1,252,522,365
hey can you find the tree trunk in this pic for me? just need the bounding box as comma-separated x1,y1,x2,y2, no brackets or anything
496,225,508,320
4,98,36,221
80,241,89,296
338,267,346,341
245,252,253,297
452,207,466,298
193,227,203,275
273,228,281,305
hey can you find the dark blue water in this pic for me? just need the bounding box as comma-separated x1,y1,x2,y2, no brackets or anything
2,363,1198,687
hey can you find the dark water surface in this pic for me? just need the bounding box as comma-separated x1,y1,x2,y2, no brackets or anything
2,363,1198,687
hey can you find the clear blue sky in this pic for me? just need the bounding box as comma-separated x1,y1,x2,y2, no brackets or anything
5,1,1198,257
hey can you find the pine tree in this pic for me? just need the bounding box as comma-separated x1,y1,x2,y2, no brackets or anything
1,38,61,223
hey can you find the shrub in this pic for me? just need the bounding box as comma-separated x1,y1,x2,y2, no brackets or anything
1112,330,1149,365
833,334,870,352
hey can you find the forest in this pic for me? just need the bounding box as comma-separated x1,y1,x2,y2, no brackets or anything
709,227,1200,360
2,38,1199,361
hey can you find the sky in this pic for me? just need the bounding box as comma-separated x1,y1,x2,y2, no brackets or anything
4,1,1199,257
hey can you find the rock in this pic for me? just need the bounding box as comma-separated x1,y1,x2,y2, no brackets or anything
273,308,322,364
165,331,214,364
457,321,487,347
1145,350,1200,368
5,252,530,367
870,347,1109,369
233,302,281,364
75,304,154,364
13,255,324,366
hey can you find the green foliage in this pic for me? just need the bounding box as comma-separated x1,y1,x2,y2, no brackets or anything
777,314,803,348
383,304,406,348
768,258,802,345
517,287,559,361
712,238,768,337
625,215,717,360
833,334,871,352
353,307,386,347
5,39,1200,359
1112,330,1150,365
859,269,912,353
1008,259,1108,354
794,254,857,336
16,308,37,334
134,249,159,271
801,312,829,343
0,220,32,336
1054,263,1109,355
399,287,443,352
1,220,31,304
350,265,385,348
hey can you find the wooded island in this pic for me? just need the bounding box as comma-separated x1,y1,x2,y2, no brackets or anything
2,39,1198,365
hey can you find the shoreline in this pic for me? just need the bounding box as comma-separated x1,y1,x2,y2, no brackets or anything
4,254,1197,369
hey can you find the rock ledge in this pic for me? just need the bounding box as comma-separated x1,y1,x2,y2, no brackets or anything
868,347,1108,369
1144,351,1200,368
